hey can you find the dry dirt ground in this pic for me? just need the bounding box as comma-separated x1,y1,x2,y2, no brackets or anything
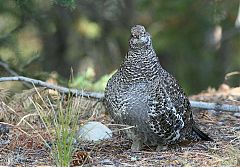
0,84,240,167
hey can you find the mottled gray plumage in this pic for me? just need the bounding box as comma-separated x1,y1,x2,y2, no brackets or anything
104,25,212,151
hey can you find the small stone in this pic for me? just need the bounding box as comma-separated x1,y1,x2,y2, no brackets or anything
233,112,240,118
130,156,138,161
233,126,240,131
0,124,10,135
101,159,114,165
0,136,10,145
217,121,225,126
77,121,112,142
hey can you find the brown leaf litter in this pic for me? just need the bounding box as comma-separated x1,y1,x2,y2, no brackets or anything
0,84,239,166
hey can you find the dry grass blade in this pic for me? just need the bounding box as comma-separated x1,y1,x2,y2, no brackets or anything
0,88,11,102
16,113,39,126
225,71,240,80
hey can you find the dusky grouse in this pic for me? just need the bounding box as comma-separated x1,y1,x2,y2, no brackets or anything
104,25,212,151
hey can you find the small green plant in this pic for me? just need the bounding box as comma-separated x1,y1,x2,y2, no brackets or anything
69,67,114,92
32,90,82,167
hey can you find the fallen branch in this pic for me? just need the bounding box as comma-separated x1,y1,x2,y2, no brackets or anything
0,76,104,99
0,76,239,113
190,101,240,113
0,61,32,88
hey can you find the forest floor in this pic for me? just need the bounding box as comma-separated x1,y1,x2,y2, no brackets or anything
0,84,240,167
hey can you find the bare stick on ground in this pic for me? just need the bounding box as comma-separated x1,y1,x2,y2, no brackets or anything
190,101,240,113
0,76,239,112
0,76,103,99
0,61,32,88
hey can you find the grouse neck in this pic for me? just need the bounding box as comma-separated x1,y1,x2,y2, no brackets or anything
119,48,160,81
126,48,157,62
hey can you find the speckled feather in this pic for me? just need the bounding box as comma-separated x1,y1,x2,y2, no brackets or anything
104,25,212,148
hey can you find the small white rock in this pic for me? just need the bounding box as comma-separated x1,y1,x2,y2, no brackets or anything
130,156,138,161
233,112,240,118
101,159,114,166
77,121,112,142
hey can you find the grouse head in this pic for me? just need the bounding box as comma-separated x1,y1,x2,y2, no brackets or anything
129,25,152,50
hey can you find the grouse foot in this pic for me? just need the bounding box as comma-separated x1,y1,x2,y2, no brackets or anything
131,138,143,151
156,144,168,151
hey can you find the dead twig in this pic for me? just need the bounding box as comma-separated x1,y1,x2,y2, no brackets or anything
190,101,240,113
0,61,32,88
225,71,240,80
0,76,239,112
0,76,104,99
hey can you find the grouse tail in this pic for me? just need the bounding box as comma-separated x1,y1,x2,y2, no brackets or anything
192,125,213,141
